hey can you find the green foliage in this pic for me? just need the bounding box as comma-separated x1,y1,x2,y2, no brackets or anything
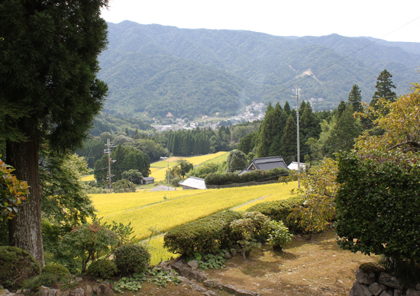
229,212,270,259
59,222,119,273
164,210,242,256
22,273,64,291
226,149,248,172
40,153,95,227
371,69,397,107
348,84,363,113
86,259,118,279
205,167,288,186
191,250,228,270
290,158,338,233
185,162,224,179
122,169,143,184
335,151,420,262
170,160,193,178
112,179,136,193
266,221,293,251
94,144,150,183
0,246,41,288
0,157,28,221
246,196,305,233
114,244,151,275
113,267,180,293
41,263,70,277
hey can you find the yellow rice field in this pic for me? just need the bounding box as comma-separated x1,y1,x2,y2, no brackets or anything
91,182,297,240
150,151,229,182
81,174,95,182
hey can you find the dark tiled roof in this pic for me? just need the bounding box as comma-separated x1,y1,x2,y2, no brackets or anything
143,177,155,181
246,156,288,171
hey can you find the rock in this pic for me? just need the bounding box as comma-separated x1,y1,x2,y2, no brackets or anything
22,290,31,295
48,289,59,296
85,285,93,296
159,261,172,272
407,288,420,296
223,284,238,295
0,289,10,296
378,273,404,290
361,284,373,296
235,288,259,296
378,290,392,296
96,282,113,296
203,280,223,289
177,276,191,284
61,291,69,296
188,260,199,270
16,290,21,294
349,281,367,296
190,284,207,292
39,286,50,296
394,289,403,296
55,291,62,296
203,291,218,296
369,282,386,296
416,284,420,291
356,268,376,285
69,288,84,296
75,277,83,282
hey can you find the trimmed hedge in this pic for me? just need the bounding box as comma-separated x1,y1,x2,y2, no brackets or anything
246,196,305,233
205,168,288,186
164,210,242,256
114,244,150,275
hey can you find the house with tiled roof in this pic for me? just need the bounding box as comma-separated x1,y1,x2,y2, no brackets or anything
239,156,289,175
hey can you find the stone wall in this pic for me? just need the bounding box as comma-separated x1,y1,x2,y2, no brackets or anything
350,263,420,296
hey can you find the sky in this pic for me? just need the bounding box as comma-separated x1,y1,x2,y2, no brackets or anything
101,0,420,43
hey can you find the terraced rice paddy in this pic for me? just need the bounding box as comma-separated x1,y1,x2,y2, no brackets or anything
90,181,298,263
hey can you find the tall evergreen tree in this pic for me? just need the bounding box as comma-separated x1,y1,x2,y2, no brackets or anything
347,84,363,113
337,101,347,118
279,115,297,164
256,103,275,157
299,103,321,159
325,105,362,155
371,69,397,108
283,101,291,115
0,0,108,264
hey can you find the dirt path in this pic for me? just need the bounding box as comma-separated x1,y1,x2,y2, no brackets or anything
204,229,377,296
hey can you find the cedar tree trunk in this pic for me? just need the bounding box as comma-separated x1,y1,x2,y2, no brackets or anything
7,133,44,266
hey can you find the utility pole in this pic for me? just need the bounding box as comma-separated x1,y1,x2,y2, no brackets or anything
296,87,301,189
104,139,115,193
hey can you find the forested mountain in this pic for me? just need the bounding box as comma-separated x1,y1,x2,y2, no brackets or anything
98,21,420,119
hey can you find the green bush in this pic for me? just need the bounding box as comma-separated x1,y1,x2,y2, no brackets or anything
205,168,289,186
114,244,151,275
42,263,70,276
164,210,242,256
246,196,305,233
266,220,293,251
0,246,41,288
86,259,118,279
22,273,61,291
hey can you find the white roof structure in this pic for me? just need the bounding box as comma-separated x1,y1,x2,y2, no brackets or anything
287,162,307,171
178,176,207,190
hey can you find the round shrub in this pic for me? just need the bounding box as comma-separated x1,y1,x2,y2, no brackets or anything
42,263,70,277
86,259,117,279
0,246,41,288
114,244,151,275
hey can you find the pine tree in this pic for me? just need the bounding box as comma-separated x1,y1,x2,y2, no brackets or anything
337,101,347,118
0,0,108,264
279,115,297,164
347,84,363,113
256,103,275,157
371,69,397,108
299,103,321,160
283,101,291,115
325,105,362,155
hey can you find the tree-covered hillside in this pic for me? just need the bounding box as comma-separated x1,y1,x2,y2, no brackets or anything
99,21,420,118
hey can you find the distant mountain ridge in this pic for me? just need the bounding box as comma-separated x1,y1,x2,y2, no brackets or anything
98,21,420,119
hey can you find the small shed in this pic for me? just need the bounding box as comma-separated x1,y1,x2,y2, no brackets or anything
178,176,206,190
239,156,288,175
141,177,155,185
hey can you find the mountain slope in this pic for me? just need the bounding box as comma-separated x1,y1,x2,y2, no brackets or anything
98,21,420,118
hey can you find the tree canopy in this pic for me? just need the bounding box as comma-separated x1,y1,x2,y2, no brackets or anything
0,0,109,264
